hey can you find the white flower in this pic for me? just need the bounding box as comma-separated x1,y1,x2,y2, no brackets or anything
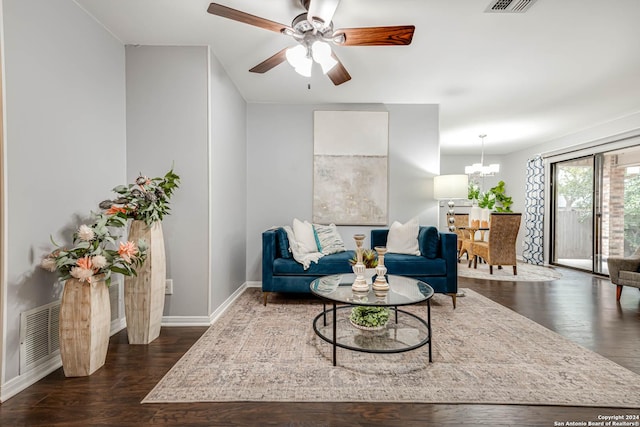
40,257,57,272
77,224,95,242
92,255,107,269
70,266,93,282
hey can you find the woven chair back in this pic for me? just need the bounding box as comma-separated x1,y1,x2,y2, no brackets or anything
487,213,522,249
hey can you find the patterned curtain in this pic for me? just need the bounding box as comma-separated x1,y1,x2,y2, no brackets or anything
523,155,545,265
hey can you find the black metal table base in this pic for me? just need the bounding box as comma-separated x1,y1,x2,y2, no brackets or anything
313,301,432,366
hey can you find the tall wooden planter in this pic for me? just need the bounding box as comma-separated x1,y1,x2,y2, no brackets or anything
124,220,166,345
59,276,110,377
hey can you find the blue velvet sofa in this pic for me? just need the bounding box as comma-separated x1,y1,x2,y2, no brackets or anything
262,226,458,307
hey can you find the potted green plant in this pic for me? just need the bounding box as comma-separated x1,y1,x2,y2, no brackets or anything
468,180,513,212
489,180,513,212
348,249,378,268
349,306,390,331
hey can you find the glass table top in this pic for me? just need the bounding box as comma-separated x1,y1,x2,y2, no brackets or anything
309,274,434,306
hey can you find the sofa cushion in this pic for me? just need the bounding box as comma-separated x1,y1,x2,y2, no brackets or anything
276,227,291,259
386,218,421,255
419,226,440,259
383,253,447,276
274,251,355,275
313,223,346,255
293,218,319,254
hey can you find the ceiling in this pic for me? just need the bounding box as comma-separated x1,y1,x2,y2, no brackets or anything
75,0,640,155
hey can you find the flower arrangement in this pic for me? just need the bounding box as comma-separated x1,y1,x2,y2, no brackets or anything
349,306,390,329
99,168,180,225
348,249,378,268
40,213,148,286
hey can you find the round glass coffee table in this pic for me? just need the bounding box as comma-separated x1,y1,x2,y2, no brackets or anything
310,274,434,366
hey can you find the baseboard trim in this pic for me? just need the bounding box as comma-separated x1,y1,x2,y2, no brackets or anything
0,355,61,402
1,321,130,403
208,282,249,325
160,283,254,326
2,285,255,401
161,316,211,327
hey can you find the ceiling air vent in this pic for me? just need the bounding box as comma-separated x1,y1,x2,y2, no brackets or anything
485,0,538,13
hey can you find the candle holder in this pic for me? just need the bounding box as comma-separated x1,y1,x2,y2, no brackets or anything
372,246,389,294
351,234,369,293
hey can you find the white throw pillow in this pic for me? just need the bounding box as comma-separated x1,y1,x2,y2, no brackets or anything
386,217,421,256
292,218,319,254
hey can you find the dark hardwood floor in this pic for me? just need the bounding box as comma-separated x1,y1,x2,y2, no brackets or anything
1,267,639,426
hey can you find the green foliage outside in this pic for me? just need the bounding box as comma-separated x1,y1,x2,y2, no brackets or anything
623,172,640,254
557,164,640,255
557,165,592,223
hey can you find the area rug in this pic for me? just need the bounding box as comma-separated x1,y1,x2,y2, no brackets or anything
458,260,562,282
143,288,640,407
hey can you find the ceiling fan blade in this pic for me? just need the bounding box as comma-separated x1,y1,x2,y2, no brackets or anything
334,25,415,46
307,0,340,28
207,3,291,34
249,48,289,74
327,52,351,86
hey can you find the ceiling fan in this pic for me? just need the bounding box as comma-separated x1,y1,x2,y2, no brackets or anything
207,0,415,85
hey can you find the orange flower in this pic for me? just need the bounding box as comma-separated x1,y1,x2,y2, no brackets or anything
76,256,93,270
118,241,138,264
106,206,128,215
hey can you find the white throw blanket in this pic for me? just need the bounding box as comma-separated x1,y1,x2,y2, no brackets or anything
283,226,324,270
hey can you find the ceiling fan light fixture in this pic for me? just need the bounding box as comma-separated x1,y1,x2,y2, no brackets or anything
296,59,313,77
311,40,337,74
286,45,312,77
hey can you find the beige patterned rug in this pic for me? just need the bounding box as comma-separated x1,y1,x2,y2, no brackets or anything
458,260,563,282
143,288,640,407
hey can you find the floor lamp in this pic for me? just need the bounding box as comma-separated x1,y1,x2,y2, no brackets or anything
434,174,469,232
434,174,469,298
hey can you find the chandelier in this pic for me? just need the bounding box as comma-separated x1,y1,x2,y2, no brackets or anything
464,134,500,176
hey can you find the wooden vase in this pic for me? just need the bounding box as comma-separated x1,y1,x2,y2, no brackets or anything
124,220,166,345
59,276,110,377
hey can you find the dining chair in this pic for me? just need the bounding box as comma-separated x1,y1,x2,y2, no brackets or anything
453,213,470,261
470,213,522,274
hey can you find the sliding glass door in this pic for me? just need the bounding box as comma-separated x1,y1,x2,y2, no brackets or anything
551,146,640,275
552,157,594,271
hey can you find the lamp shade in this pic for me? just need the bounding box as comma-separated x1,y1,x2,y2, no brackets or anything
433,174,469,200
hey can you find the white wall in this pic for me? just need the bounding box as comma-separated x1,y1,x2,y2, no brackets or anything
2,0,126,382
246,103,439,281
209,49,247,310
125,46,210,317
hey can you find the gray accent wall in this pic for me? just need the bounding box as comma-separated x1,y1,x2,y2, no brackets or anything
209,49,247,311
125,46,210,317
125,46,248,319
246,103,439,281
2,0,126,382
